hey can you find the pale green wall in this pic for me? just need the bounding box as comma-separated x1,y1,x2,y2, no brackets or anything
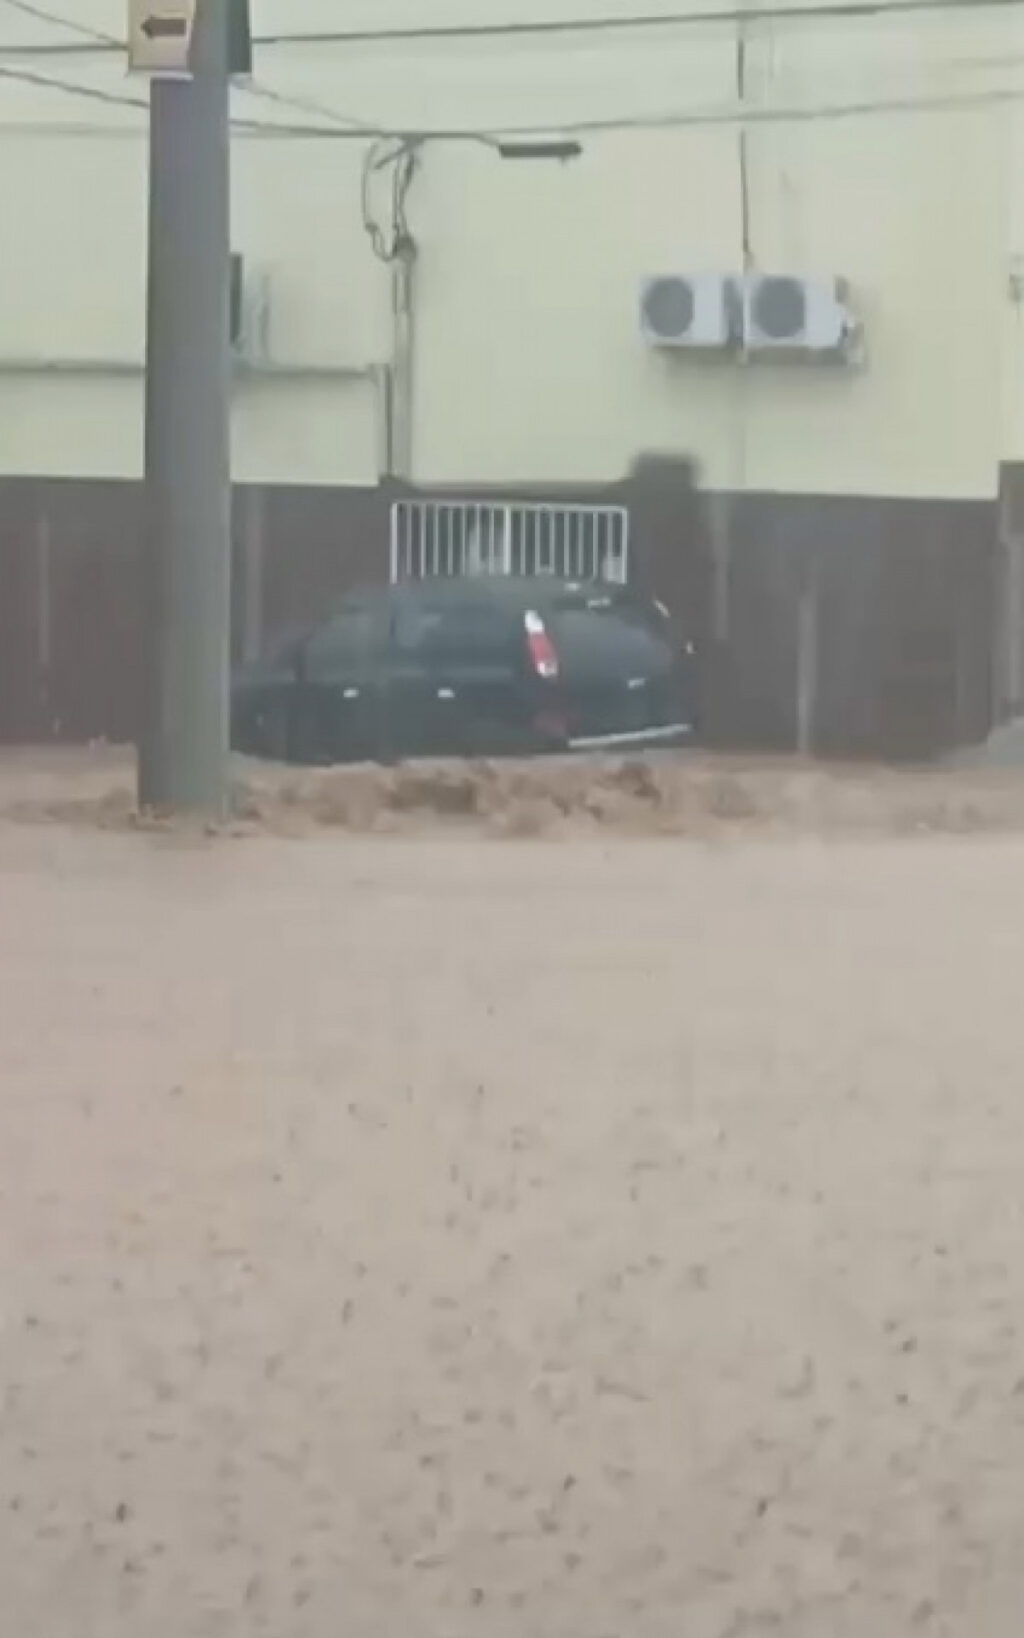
0,0,1017,497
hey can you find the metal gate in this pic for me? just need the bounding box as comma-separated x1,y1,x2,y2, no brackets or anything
390,499,629,585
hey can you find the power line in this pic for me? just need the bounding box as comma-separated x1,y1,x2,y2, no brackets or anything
5,46,1024,139
242,79,379,132
0,59,379,135
0,41,105,55
253,77,1024,137
4,0,1024,59
234,58,1024,140
0,59,147,110
486,77,1024,131
0,0,117,46
250,0,1024,48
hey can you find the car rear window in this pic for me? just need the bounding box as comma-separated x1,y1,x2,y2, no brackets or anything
547,592,669,669
557,589,668,628
396,598,518,666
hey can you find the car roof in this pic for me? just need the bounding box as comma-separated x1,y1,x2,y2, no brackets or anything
384,576,627,607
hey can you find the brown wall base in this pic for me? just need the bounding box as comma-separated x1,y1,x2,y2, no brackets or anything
706,491,996,757
0,473,996,759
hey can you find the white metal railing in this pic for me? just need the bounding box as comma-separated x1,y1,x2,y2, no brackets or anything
390,499,629,585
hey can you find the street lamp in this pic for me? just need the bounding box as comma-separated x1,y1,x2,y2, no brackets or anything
496,139,583,162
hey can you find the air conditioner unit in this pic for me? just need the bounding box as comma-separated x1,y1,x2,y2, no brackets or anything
640,274,738,350
742,274,858,358
229,253,271,361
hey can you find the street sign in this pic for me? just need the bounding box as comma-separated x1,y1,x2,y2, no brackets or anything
128,0,197,75
128,0,251,79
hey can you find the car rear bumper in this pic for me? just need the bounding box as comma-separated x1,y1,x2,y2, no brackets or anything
566,722,694,752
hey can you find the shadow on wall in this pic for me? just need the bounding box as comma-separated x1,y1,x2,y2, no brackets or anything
0,469,997,758
591,454,995,760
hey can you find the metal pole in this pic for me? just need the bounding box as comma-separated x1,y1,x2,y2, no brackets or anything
240,484,265,664
139,0,231,814
796,557,820,758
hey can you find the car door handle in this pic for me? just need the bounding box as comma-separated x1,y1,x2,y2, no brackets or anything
437,687,456,700
343,687,361,700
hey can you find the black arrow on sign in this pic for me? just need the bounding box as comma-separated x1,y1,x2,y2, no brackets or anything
141,14,188,39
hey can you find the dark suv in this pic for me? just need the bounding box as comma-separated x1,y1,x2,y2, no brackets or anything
231,577,697,764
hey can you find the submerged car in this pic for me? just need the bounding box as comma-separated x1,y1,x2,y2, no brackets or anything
231,576,697,764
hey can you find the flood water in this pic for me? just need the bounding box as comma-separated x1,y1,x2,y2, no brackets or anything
1,768,1023,1635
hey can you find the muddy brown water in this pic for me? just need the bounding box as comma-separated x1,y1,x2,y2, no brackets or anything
5,743,1024,838
2,749,1024,1634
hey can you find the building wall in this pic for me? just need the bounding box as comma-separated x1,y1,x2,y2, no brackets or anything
0,0,1015,752
409,84,1006,498
0,0,1015,498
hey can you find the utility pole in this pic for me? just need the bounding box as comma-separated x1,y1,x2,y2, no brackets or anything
138,0,232,815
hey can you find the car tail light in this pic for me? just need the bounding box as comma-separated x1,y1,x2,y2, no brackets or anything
524,610,559,679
